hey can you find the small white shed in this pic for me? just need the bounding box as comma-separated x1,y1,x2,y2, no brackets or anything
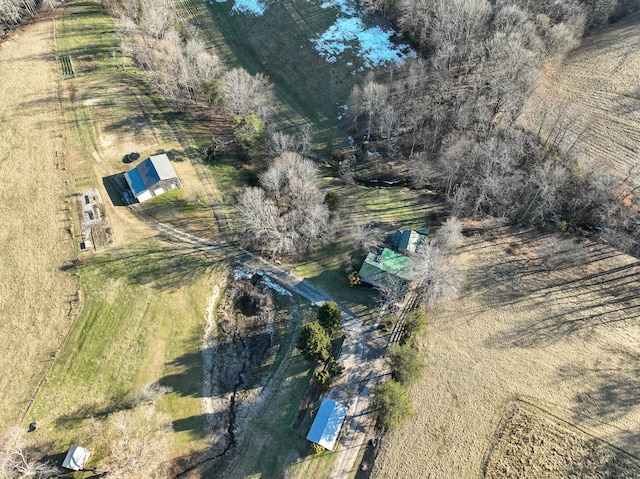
62,445,91,471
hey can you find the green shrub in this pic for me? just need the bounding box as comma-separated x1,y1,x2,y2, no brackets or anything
347,271,361,287
296,322,332,364
404,310,427,338
313,368,331,390
555,220,567,232
318,301,342,337
310,442,326,455
324,190,340,211
371,380,413,429
329,361,344,377
233,114,265,161
388,344,425,385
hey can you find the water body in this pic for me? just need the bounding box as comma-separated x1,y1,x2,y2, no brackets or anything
214,0,413,68
207,0,414,146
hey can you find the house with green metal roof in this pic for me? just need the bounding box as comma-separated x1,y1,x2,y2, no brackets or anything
358,248,414,288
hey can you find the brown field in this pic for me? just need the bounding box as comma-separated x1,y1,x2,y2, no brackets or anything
0,17,79,430
484,402,640,478
371,221,640,478
519,14,640,180
0,0,220,456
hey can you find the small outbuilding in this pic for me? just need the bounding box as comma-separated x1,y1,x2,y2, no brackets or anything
62,445,91,471
392,227,429,253
124,153,180,203
306,398,348,452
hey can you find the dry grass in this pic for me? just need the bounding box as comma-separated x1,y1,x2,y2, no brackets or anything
0,16,78,430
0,0,224,464
484,402,640,478
372,221,640,478
519,14,640,180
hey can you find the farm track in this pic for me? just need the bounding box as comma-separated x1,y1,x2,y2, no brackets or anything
520,14,640,180
149,219,387,479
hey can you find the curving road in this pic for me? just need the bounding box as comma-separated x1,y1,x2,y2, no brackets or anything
153,221,388,478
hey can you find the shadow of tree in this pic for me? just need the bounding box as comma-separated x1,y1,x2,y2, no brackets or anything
89,239,227,291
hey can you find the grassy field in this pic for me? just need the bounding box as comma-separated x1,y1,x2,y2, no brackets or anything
519,13,640,182
0,11,79,431
176,0,376,150
371,222,640,478
26,239,221,458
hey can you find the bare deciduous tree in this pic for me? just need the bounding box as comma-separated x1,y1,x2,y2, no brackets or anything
221,68,275,120
432,217,463,252
348,222,383,253
95,406,173,479
0,427,60,479
411,243,464,307
236,153,330,256
376,274,409,314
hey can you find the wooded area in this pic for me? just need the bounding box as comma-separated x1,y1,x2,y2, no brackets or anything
349,0,640,254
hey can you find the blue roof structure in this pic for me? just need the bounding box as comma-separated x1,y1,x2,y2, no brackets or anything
125,167,147,196
123,154,179,202
306,398,348,451
136,157,162,186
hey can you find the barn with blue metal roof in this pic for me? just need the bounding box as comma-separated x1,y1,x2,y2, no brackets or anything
124,153,180,203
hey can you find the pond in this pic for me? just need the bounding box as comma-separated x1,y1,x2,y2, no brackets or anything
207,0,414,146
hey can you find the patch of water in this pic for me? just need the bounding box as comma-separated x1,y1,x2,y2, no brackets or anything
314,1,414,68
212,0,414,68
214,0,267,16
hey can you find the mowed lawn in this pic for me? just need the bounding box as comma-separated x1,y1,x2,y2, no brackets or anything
293,179,444,322
372,224,640,478
27,239,221,457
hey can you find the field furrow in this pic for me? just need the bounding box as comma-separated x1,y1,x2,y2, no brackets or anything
519,14,640,180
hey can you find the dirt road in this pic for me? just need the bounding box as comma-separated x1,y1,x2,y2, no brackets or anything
154,222,386,478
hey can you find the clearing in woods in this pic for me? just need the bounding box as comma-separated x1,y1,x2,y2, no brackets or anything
519,13,640,181
372,221,640,478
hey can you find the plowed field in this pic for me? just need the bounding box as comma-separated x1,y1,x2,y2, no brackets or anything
519,14,640,180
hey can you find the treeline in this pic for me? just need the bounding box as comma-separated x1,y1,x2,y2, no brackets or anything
350,0,640,253
105,0,277,123
0,0,54,36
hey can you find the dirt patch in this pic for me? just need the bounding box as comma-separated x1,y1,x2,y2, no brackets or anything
484,402,640,478
201,277,291,462
76,187,113,250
